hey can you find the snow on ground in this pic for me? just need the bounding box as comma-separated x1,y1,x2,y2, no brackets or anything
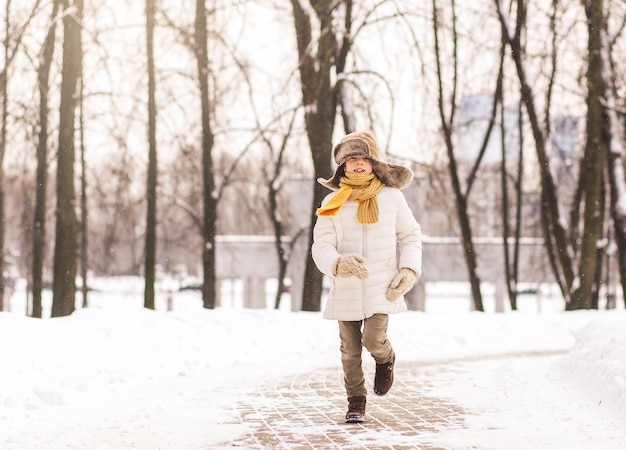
1,277,626,449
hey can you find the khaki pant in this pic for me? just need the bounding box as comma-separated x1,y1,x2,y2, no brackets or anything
338,314,395,397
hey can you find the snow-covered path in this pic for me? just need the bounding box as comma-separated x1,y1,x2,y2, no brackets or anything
216,352,626,449
2,280,626,449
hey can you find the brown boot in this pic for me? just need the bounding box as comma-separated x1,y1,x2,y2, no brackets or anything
345,396,366,423
374,355,395,396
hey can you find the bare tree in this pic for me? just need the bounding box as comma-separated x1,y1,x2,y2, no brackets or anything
259,111,299,310
32,0,61,318
568,0,608,309
500,85,526,311
51,0,83,317
290,0,352,311
195,0,218,309
495,0,626,310
144,0,157,310
0,0,8,312
495,0,571,303
0,0,45,311
432,0,485,311
79,59,88,308
498,1,529,312
89,152,144,276
601,1,626,307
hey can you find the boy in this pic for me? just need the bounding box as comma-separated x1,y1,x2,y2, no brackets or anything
312,131,422,423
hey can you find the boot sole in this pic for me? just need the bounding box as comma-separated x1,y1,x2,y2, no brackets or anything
345,416,365,423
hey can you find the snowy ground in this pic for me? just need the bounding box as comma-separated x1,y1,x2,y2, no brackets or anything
1,277,626,449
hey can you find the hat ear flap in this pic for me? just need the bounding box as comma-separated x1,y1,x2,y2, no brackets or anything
371,161,392,186
330,165,344,185
371,160,414,189
317,164,345,190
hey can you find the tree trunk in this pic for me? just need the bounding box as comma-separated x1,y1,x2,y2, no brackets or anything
144,0,157,310
269,154,288,310
600,6,626,307
432,0,484,311
51,0,82,318
608,149,626,307
499,45,520,311
264,120,295,310
496,0,575,305
290,0,350,311
32,0,60,318
567,0,607,310
195,0,217,309
0,0,9,312
336,0,356,133
79,60,88,308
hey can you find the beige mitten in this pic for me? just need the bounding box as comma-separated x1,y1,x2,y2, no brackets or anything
333,255,370,280
386,268,417,301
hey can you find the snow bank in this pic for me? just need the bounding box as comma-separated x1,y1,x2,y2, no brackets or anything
565,314,626,412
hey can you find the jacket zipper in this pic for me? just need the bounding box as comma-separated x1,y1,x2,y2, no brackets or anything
361,223,367,316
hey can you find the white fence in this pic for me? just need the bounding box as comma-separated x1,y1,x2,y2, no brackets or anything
216,235,554,311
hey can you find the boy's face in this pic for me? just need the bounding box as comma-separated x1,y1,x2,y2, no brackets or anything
345,156,373,174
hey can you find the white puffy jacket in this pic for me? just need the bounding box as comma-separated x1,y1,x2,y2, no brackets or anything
312,187,422,321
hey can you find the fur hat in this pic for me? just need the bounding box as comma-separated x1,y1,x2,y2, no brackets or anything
317,131,413,190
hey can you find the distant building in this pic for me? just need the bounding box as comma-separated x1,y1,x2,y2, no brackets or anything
411,94,582,239
458,93,520,165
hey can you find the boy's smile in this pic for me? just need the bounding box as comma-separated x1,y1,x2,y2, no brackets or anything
345,156,373,174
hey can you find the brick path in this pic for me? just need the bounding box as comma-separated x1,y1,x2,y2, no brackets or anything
223,363,469,449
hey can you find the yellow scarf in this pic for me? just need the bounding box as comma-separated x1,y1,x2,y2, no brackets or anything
316,172,384,224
